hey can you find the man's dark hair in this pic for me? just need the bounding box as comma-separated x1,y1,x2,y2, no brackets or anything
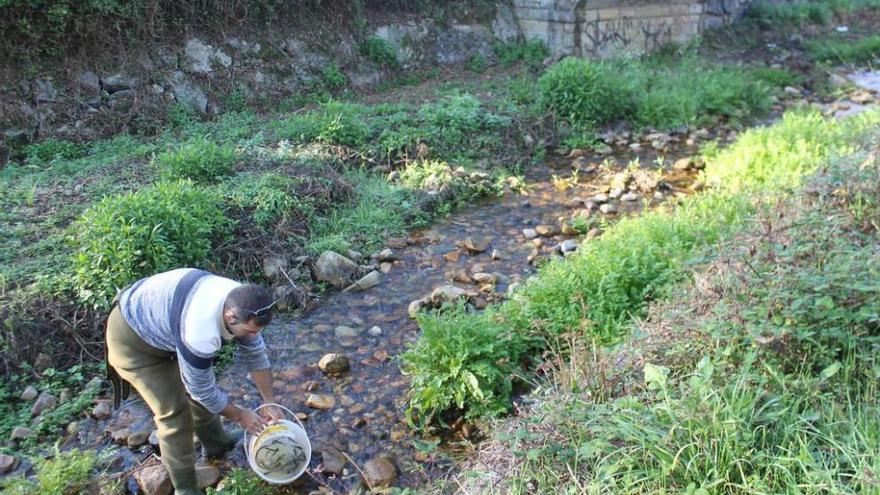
224,284,274,326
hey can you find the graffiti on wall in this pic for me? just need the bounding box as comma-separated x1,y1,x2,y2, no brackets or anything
581,16,673,55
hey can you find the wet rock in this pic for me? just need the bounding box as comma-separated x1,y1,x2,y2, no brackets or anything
363,457,397,488
460,236,491,253
320,447,346,475
31,392,58,416
334,326,360,339
0,454,18,475
20,386,38,402
368,326,383,337
472,273,496,284
318,353,350,374
591,193,609,203
307,394,336,410
92,400,112,420
11,426,34,441
452,270,473,284
102,73,138,93
444,250,462,262
314,251,359,288
567,197,585,209
594,143,612,155
609,188,624,199
561,222,579,235
522,228,538,239
621,192,639,202
535,225,559,237
344,271,382,292
408,298,428,318
374,248,397,262
430,285,477,305
111,427,132,444
379,262,393,274
673,157,693,170
560,240,578,253
134,464,171,495
587,227,604,238
491,249,503,260
66,421,80,435
149,429,160,447
599,203,618,214
127,430,151,447
197,465,221,488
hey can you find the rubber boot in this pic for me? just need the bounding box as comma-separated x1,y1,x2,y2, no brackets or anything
194,417,243,459
169,468,202,495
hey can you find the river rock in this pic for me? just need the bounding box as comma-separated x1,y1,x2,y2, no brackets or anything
408,298,428,318
92,400,112,420
567,197,585,209
111,427,131,444
587,227,603,238
522,228,538,239
262,256,289,283
168,71,209,114
31,392,58,416
560,240,578,253
307,394,336,410
591,193,609,203
102,73,138,93
535,225,559,237
374,248,397,262
344,271,382,292
599,203,618,214
621,192,639,202
320,447,347,475
67,421,80,435
314,251,359,288
196,465,221,488
20,386,38,402
127,430,151,447
0,454,18,475
472,273,496,284
363,457,397,488
318,353,350,374
673,157,693,170
460,236,491,253
10,427,33,441
334,326,360,339
430,285,477,305
134,464,172,495
368,326,383,337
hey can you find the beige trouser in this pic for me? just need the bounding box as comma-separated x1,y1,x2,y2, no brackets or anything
105,306,215,479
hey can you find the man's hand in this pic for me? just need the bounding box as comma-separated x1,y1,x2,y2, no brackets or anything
237,408,269,435
259,404,285,423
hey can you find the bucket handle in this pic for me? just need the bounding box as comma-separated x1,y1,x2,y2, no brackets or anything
242,403,306,457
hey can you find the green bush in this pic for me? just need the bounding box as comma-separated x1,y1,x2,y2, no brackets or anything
320,63,348,90
465,53,488,73
416,93,511,158
207,468,271,495
24,138,85,165
224,172,314,229
71,180,228,309
401,304,532,423
359,36,399,69
273,101,371,147
745,1,833,27
154,136,236,183
2,448,101,494
538,57,633,133
493,39,549,69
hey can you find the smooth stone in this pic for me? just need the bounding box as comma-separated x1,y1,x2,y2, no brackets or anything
344,271,382,292
363,457,397,488
128,430,151,447
587,228,604,238
31,392,58,416
134,464,172,495
621,192,639,202
196,465,221,488
591,194,609,203
599,203,618,214
0,454,18,475
318,353,350,374
535,225,559,237
472,273,496,284
334,326,360,339
20,386,38,402
10,427,33,441
111,427,132,444
320,447,347,475
314,251,359,288
307,394,336,410
92,400,112,420
560,240,578,253
522,228,538,239
368,326,383,337
461,236,491,253
374,248,397,262
491,249,503,260
408,298,428,318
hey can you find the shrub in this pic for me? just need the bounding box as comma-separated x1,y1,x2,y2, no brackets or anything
359,36,399,69
493,39,549,69
273,101,371,147
538,57,633,133
465,53,488,73
24,138,85,165
2,448,101,494
71,180,228,308
224,172,314,229
401,305,532,423
320,63,348,90
154,136,236,183
416,93,511,158
745,1,833,27
207,468,272,495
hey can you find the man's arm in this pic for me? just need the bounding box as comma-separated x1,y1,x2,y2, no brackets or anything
236,334,284,421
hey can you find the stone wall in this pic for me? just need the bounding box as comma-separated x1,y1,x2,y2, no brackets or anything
496,0,753,58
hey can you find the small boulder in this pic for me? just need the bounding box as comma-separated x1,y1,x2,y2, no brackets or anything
127,430,151,447
0,454,19,475
599,203,618,214
31,392,58,416
460,236,491,253
111,427,132,444
560,240,578,253
535,225,559,237
92,400,112,420
34,353,53,372
318,353,350,374
621,192,639,202
134,464,172,495
374,248,397,262
408,298,428,318
102,73,138,94
430,285,476,305
522,228,538,239
363,457,397,488
368,326,383,337
320,447,347,475
196,465,221,489
262,256,289,283
314,251,359,288
344,271,382,292
334,326,360,339
20,386,38,402
10,426,34,441
307,394,336,410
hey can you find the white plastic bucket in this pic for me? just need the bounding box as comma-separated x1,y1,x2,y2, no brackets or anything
243,403,311,484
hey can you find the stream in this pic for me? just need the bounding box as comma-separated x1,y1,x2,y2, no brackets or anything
68,70,880,494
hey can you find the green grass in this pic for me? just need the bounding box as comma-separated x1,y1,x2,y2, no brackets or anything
807,34,880,64
402,108,880,424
